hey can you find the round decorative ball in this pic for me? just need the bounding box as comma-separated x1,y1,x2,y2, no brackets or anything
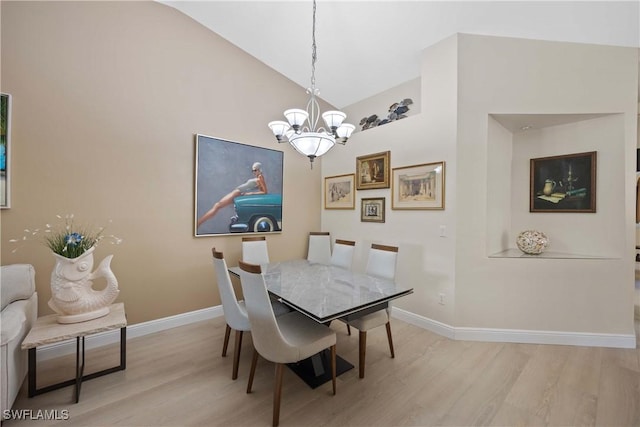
516,230,549,255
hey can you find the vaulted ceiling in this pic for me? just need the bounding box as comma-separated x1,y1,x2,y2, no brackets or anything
161,1,639,108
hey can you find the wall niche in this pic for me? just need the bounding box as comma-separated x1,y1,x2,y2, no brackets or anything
487,113,623,259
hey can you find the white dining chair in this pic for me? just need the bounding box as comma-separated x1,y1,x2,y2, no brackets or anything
307,232,331,265
238,260,337,427
212,248,289,380
211,248,250,380
242,236,270,265
345,243,398,378
329,239,355,270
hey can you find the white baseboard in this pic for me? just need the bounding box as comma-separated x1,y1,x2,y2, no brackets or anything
36,304,636,362
35,305,224,361
392,308,637,349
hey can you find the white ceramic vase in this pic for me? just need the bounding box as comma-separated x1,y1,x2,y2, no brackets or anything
48,246,120,324
516,230,549,255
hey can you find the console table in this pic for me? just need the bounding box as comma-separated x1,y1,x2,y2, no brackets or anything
21,303,126,403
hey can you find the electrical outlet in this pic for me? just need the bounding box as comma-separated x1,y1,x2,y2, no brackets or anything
438,293,445,305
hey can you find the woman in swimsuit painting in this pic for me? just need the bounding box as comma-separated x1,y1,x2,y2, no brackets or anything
197,162,267,228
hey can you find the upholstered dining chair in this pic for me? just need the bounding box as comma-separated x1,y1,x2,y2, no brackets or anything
329,239,355,270
242,236,270,265
329,239,357,334
211,248,289,380
238,260,337,427
307,232,331,265
211,248,250,380
345,243,398,378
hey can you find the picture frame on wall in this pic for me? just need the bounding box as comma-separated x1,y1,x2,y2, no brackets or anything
1,93,11,209
356,151,390,190
391,161,445,210
361,197,385,222
194,134,284,236
324,173,355,209
530,151,596,213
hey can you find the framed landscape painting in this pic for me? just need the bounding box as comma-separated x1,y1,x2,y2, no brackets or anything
1,93,10,209
530,151,596,213
195,134,284,236
391,161,445,210
324,173,355,209
356,151,390,190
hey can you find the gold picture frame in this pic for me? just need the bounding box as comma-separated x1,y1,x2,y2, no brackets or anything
356,151,390,190
361,197,385,222
324,173,355,209
392,161,445,210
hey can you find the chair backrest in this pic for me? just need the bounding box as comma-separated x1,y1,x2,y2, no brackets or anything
330,239,356,270
237,261,297,363
365,243,398,280
212,248,250,331
242,236,270,265
307,232,331,265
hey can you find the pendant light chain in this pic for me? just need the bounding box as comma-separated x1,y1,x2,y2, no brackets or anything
310,0,317,92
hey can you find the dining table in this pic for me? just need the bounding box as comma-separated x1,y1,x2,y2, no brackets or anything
228,259,413,388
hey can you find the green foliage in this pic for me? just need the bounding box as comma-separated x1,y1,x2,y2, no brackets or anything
9,214,122,259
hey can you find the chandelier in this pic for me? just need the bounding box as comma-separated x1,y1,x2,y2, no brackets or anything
268,0,355,168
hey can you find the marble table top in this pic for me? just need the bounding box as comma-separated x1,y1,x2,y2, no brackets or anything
229,260,413,322
22,303,126,349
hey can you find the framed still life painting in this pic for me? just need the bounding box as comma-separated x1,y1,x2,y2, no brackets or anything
530,151,596,213
194,134,284,236
391,161,445,210
324,173,355,209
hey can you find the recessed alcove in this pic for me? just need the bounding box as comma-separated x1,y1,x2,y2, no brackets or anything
486,112,624,259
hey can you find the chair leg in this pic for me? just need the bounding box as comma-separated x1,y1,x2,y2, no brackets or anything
385,322,395,358
222,324,231,357
358,330,367,379
232,330,244,380
330,345,336,395
347,324,351,336
247,349,259,393
273,363,285,427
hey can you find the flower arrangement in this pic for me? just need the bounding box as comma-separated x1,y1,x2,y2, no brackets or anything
10,214,122,259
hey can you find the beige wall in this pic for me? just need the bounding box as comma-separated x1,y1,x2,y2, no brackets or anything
0,1,325,324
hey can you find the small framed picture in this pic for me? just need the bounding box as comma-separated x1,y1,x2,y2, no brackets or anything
361,197,385,222
392,161,445,210
530,151,596,213
324,173,355,209
356,151,390,190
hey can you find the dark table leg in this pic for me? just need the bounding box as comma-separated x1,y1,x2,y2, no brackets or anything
27,326,127,402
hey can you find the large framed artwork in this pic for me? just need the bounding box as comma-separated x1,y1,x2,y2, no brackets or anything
530,151,596,213
391,161,445,210
324,173,355,209
356,151,390,190
195,134,284,236
1,93,11,209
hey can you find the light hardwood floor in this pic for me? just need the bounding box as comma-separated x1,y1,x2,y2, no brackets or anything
5,316,640,426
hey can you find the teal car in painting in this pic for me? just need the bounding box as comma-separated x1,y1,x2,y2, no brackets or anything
229,194,282,233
